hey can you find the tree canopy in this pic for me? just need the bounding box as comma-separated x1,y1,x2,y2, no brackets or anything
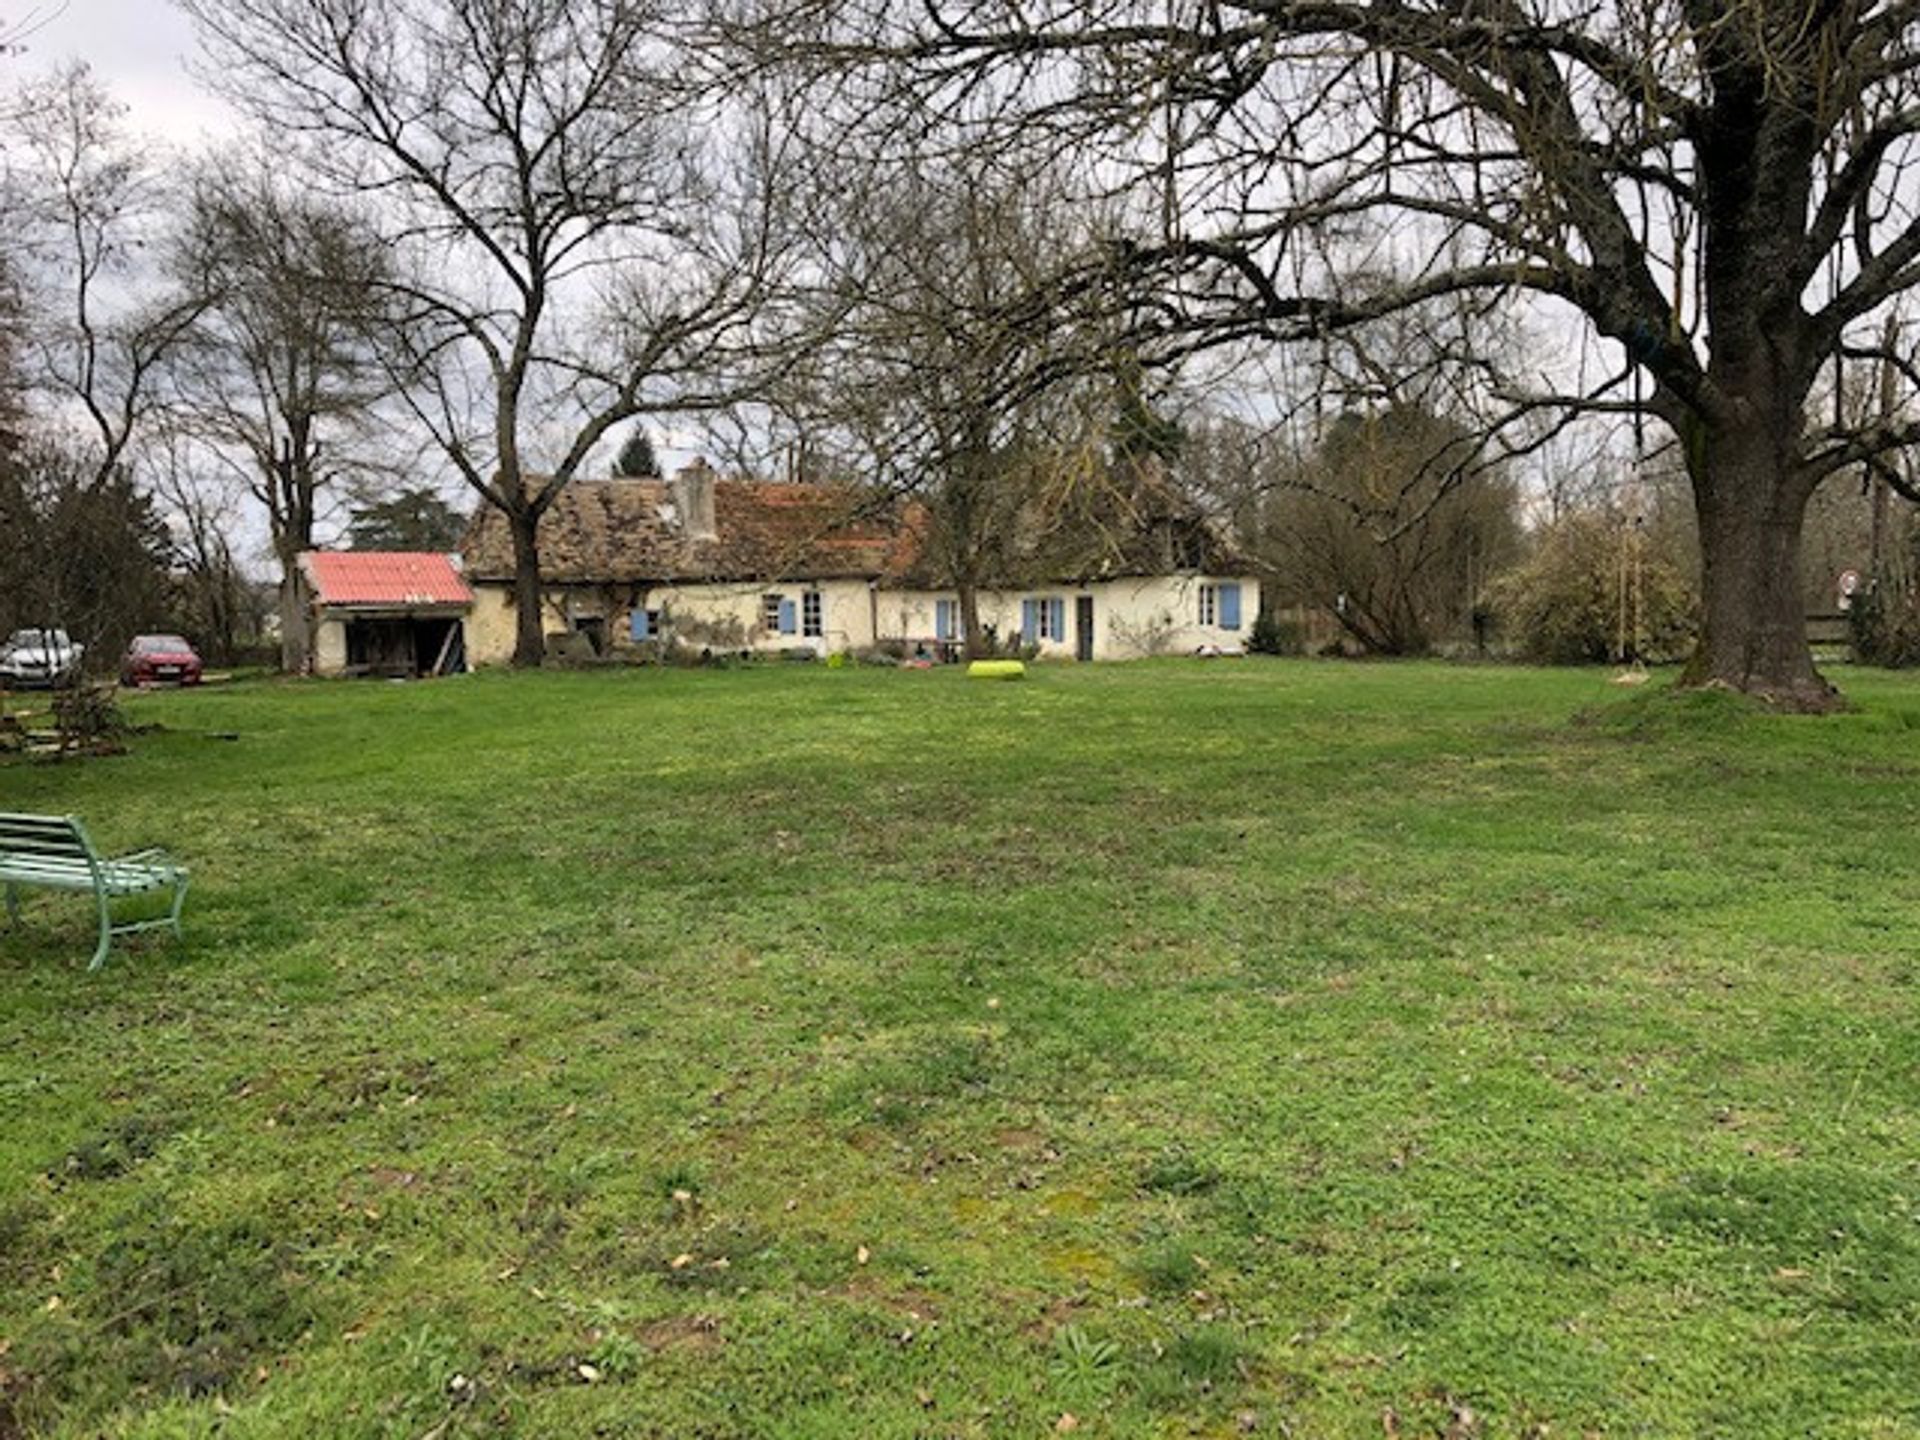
346,488,467,553
737,0,1920,706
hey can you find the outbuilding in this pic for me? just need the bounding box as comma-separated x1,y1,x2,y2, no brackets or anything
297,551,475,678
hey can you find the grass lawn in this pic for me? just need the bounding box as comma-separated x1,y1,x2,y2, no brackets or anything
3,659,1919,1438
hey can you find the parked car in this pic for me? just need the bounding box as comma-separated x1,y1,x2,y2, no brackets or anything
0,628,84,687
121,634,205,687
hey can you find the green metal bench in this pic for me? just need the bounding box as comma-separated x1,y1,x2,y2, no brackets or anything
0,812,190,970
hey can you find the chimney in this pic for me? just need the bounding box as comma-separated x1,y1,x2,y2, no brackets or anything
672,457,717,543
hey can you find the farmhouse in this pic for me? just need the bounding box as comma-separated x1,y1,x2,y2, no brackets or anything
458,460,1260,665
297,550,474,678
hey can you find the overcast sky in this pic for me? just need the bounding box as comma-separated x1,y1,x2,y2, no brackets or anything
20,3,233,143
10,3,704,546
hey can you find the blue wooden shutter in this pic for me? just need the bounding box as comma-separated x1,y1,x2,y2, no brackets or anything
1048,598,1065,640
1021,599,1037,639
629,608,651,641
1219,582,1242,630
936,599,954,640
778,598,797,634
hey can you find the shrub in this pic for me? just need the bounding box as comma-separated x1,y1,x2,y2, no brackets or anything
1848,585,1920,666
1108,612,1181,657
52,681,126,754
1486,510,1698,664
1244,609,1302,655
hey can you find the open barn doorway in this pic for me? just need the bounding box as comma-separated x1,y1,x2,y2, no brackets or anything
344,616,466,677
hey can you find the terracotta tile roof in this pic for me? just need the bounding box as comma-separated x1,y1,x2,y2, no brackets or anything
300,551,475,607
461,478,924,585
459,464,1246,589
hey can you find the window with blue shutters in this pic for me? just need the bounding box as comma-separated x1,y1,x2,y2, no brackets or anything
1219,582,1242,629
629,608,657,641
1022,597,1065,641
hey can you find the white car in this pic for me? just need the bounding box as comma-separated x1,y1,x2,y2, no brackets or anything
0,628,85,687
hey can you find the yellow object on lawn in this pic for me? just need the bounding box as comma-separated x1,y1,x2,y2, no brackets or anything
967,660,1027,681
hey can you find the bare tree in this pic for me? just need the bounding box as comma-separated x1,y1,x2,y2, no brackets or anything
169,154,393,672
141,428,257,664
7,63,205,488
743,0,1920,709
1257,404,1523,655
785,154,1120,655
184,0,808,665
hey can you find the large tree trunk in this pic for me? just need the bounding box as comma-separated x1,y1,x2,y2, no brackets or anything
1680,423,1838,712
958,579,986,660
277,556,311,674
508,506,546,667
269,436,320,674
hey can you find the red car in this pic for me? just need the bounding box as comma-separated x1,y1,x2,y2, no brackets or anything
122,634,204,687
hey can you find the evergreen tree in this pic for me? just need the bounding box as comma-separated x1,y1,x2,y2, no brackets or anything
614,426,661,478
346,488,468,551
1108,356,1183,469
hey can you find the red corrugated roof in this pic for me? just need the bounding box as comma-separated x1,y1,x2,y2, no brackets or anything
301,552,474,607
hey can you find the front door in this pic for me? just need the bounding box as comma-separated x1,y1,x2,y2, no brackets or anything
1075,595,1095,661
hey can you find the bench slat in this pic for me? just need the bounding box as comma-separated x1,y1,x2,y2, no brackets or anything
0,854,93,874
0,870,98,892
0,829,87,846
2,876,171,898
1,859,174,889
0,814,83,833
0,814,91,864
0,814,86,837
0,836,93,859
0,861,96,884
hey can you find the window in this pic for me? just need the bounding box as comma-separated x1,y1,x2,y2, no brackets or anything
935,598,957,641
629,609,661,641
1022,596,1066,641
1199,582,1243,629
764,593,799,635
802,590,823,638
